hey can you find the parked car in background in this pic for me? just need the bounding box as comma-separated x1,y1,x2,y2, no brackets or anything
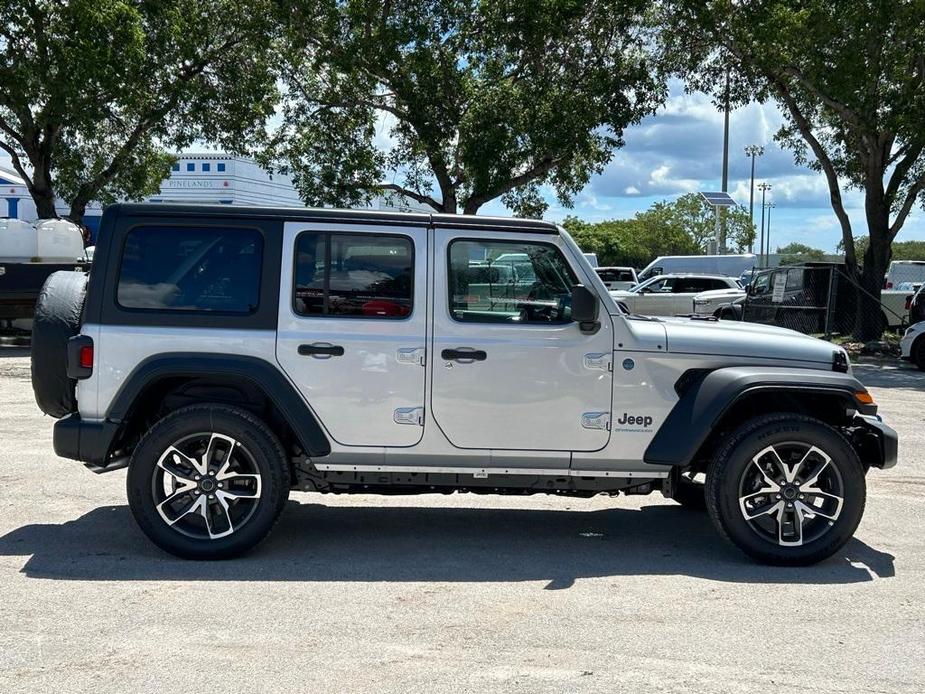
908,284,925,326
881,287,915,326
610,274,741,316
900,321,925,370
637,254,757,282
692,286,748,316
732,264,911,333
885,260,925,289
595,266,638,291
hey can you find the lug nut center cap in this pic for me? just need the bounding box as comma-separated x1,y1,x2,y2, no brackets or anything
199,478,216,493
782,486,798,500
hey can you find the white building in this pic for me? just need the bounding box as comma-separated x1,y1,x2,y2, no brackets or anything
1,152,430,242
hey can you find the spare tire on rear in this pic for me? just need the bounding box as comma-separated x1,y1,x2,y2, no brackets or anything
31,270,88,418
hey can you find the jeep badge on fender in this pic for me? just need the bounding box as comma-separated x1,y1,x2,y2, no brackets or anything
616,413,653,428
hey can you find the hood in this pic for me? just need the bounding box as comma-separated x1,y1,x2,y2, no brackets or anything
658,316,840,366
693,287,746,300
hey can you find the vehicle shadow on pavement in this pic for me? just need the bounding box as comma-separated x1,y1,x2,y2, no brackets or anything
0,501,895,587
0,346,30,359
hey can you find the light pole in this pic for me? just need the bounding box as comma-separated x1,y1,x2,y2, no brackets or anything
758,182,772,267
745,145,764,251
764,201,776,263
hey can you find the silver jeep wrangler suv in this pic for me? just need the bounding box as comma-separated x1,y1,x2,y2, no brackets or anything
31,204,898,564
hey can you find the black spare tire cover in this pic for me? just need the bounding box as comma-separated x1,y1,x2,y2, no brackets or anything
31,270,88,418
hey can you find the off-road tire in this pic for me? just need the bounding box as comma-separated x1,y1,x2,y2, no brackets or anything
705,414,866,566
31,270,88,417
127,404,290,560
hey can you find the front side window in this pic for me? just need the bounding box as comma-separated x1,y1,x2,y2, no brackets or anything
752,273,771,295
448,239,577,324
117,226,263,312
293,232,413,319
638,276,675,293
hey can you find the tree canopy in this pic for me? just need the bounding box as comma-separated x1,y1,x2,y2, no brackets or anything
561,193,754,268
662,0,925,337
267,0,665,217
0,0,277,225
776,242,826,266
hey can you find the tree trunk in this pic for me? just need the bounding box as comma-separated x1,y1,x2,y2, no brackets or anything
461,200,480,215
66,200,87,228
852,224,891,341
25,156,58,219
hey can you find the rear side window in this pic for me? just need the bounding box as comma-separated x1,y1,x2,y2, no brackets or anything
117,226,262,313
786,268,805,291
293,232,413,319
597,269,635,283
672,278,717,293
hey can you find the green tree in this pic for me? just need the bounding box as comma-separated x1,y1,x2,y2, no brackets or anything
268,0,665,217
842,236,925,262
0,0,278,225
562,199,705,269
641,193,756,252
662,0,925,338
777,242,826,266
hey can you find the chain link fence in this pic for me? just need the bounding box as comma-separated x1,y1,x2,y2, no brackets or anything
740,263,911,340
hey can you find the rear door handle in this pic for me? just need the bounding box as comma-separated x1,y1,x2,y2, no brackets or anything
441,348,487,362
298,343,344,358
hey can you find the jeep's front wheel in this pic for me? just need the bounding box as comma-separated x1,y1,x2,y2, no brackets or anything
706,415,865,566
127,405,289,559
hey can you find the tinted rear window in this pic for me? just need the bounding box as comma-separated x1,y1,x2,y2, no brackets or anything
597,269,635,282
117,226,263,312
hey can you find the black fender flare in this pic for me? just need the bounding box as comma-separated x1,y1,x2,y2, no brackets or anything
107,353,331,457
643,366,873,466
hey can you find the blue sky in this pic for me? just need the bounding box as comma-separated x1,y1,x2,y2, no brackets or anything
476,80,925,253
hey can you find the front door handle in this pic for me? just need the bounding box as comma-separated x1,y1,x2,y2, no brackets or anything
441,348,487,362
298,343,345,358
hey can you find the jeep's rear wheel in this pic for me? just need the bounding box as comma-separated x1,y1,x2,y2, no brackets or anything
127,405,289,559
706,414,865,565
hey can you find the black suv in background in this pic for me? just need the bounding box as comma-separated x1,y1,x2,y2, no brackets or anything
908,285,925,326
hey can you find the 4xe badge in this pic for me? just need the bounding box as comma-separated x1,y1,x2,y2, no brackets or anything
615,412,654,432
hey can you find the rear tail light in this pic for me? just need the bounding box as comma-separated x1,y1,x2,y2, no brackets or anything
79,344,94,369
66,335,94,379
906,296,913,310
886,281,894,289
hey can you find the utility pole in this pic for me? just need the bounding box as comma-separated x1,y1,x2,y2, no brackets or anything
765,201,776,264
744,145,764,252
720,70,730,254
758,182,771,267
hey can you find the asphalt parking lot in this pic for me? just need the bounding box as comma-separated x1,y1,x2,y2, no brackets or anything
1,347,923,693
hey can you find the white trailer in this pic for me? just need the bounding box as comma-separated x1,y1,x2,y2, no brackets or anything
638,254,758,281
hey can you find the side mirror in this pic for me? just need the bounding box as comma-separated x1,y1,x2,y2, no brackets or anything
571,284,600,334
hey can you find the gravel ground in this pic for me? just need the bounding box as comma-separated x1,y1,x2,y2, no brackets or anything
0,348,923,693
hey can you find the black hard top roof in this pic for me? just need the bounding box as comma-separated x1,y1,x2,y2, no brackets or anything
108,203,560,234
